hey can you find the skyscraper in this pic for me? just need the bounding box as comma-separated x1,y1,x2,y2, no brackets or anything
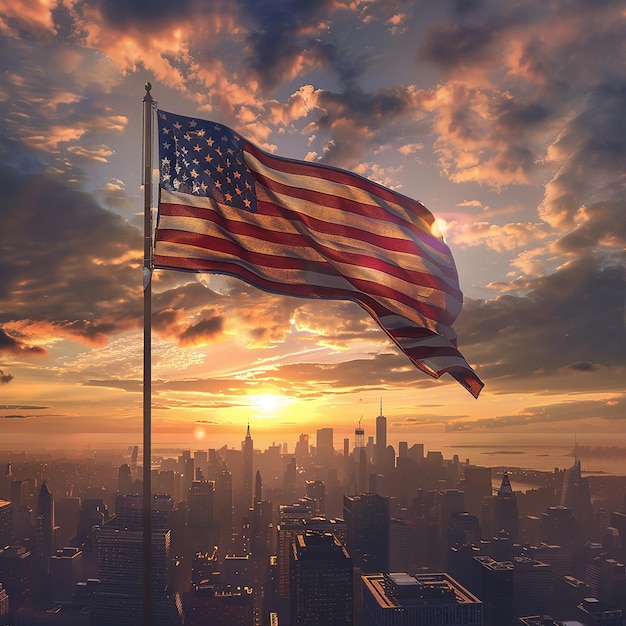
343,493,389,573
316,428,334,467
493,471,519,540
118,463,133,495
289,531,352,626
375,399,386,472
215,469,234,549
92,494,181,626
35,482,54,570
243,422,254,512
188,480,216,553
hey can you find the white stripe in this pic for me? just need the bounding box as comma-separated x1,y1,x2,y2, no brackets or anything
155,239,446,333
160,190,462,300
245,149,432,231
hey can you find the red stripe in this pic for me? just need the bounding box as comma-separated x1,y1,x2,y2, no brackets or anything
155,227,454,325
245,141,434,224
158,201,460,295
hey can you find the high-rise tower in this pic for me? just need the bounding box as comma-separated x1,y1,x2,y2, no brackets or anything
35,482,54,569
242,422,254,511
289,531,352,625
375,398,386,470
493,471,519,541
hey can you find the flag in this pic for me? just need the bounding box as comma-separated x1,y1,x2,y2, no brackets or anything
154,109,483,397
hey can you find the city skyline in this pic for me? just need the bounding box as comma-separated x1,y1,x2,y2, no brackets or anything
0,1,625,450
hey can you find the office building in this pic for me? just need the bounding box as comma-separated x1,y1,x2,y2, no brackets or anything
0,546,31,617
493,471,519,540
183,582,254,626
463,466,492,518
0,583,7,626
361,572,482,626
316,428,334,467
344,493,389,573
375,400,386,472
289,531,352,625
49,546,83,601
304,481,325,515
92,495,181,626
243,423,254,512
215,469,234,549
0,499,11,547
389,517,417,574
35,482,55,567
188,480,216,553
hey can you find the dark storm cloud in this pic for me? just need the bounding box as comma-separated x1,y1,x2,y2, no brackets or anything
241,0,336,90
419,19,504,70
447,395,625,431
92,0,197,26
310,86,425,169
0,328,46,356
542,81,626,230
178,315,225,346
0,369,14,384
457,256,625,382
0,164,141,346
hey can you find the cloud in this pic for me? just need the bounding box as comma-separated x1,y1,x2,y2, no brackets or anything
456,255,626,385
0,369,14,384
0,327,46,356
449,221,553,253
178,315,225,346
0,164,141,347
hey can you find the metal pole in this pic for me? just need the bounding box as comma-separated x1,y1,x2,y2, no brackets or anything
142,82,153,626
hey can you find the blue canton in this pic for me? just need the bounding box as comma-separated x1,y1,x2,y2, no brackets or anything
158,110,257,213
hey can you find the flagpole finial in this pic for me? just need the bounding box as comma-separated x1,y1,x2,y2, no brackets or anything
145,81,152,93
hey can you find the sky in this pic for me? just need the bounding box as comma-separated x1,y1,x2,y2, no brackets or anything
0,0,624,453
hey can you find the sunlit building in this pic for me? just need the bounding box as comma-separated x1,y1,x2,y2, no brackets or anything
361,572,482,626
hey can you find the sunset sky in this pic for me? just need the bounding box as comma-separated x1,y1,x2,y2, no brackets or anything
0,0,624,452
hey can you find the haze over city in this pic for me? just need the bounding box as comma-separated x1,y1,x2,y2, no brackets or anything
0,0,624,451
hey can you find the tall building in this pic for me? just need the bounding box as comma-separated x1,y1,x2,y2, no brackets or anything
361,572,482,626
0,546,31,618
243,422,254,511
316,428,334,466
541,506,578,549
188,480,216,553
304,481,325,515
35,482,55,570
0,499,11,547
294,434,310,466
289,531,352,626
118,464,133,494
254,470,262,505
0,582,7,626
343,493,389,573
561,458,594,539
375,399,386,472
464,466,492,518
92,494,181,626
389,518,418,574
493,471,519,540
215,469,234,549
472,555,553,625
49,546,83,601
276,513,345,622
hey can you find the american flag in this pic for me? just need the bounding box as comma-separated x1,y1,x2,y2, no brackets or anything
154,109,483,397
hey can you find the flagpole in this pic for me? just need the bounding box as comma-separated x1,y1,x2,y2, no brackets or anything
142,82,153,626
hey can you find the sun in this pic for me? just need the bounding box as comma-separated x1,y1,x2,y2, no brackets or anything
249,393,283,415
